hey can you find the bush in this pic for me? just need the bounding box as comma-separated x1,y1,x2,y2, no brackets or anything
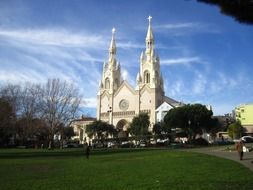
191,138,209,146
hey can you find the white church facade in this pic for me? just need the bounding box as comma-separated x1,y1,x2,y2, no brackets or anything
97,17,181,132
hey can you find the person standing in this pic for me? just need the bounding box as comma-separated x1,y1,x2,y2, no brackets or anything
86,144,90,159
236,140,244,160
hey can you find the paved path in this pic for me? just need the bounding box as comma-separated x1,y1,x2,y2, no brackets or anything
181,144,253,172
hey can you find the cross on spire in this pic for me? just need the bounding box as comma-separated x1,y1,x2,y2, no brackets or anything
148,15,152,25
112,27,116,35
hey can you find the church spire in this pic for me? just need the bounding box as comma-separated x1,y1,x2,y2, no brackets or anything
146,16,154,41
109,27,116,58
145,16,154,55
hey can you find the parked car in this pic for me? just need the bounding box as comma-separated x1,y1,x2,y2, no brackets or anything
63,143,79,148
107,142,118,148
120,141,134,148
156,138,170,146
139,140,147,147
93,142,104,148
241,136,253,143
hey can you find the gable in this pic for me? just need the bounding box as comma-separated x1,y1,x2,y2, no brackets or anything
156,102,173,112
114,80,136,97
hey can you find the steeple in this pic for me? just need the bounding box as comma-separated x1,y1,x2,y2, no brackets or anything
146,16,154,54
99,27,121,94
109,27,116,60
146,16,154,41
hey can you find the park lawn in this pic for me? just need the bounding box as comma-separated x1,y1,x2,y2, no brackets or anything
0,148,252,190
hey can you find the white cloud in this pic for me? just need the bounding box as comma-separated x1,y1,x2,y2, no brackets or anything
156,22,198,30
161,57,202,66
0,28,105,48
122,69,129,80
192,73,207,94
83,98,97,108
155,22,221,35
168,80,185,97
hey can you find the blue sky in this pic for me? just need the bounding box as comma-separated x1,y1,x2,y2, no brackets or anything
0,0,253,117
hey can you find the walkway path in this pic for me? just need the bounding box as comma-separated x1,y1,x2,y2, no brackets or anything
181,143,253,172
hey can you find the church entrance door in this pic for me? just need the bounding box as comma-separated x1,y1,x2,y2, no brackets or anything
116,119,129,138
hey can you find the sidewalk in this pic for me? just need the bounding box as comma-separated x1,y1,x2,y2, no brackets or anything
182,144,253,172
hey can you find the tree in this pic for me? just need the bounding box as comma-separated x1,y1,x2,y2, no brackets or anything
164,104,214,140
0,98,16,146
86,120,117,143
15,83,44,146
41,79,82,149
197,0,253,24
227,120,244,139
0,79,82,148
129,113,150,139
152,122,171,140
153,123,163,136
63,126,75,140
0,84,21,116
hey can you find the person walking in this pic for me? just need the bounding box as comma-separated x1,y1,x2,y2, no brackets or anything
236,140,244,160
86,144,90,159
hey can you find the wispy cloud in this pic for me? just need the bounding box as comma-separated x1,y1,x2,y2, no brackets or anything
0,27,144,111
83,98,97,108
192,72,207,94
156,22,199,30
161,57,202,66
0,28,105,48
154,22,221,35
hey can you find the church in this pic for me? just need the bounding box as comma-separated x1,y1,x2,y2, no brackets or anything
97,16,181,133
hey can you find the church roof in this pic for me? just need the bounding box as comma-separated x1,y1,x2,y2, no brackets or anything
164,96,184,108
155,102,174,112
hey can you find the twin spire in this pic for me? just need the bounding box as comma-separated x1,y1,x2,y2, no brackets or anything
108,16,154,59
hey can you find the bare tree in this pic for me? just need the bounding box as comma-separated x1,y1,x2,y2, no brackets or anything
41,79,82,149
0,84,22,115
16,83,44,145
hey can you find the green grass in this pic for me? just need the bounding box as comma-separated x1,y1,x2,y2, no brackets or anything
0,148,252,190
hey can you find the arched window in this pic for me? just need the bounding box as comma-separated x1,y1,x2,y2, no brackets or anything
114,79,119,90
144,70,150,84
105,78,110,89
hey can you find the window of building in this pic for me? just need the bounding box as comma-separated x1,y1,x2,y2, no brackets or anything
144,70,150,84
105,78,110,89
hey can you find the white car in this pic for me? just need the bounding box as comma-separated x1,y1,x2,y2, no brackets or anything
241,136,253,143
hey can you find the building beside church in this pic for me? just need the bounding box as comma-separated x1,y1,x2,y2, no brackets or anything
234,103,253,134
70,116,96,144
97,16,181,133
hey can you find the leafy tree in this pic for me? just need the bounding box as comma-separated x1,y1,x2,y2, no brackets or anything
86,120,117,141
164,104,214,140
153,122,171,140
0,98,16,146
227,120,244,139
63,126,75,140
129,113,150,138
153,123,163,136
197,0,253,24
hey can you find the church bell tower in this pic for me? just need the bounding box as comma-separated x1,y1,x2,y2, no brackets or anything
137,16,164,91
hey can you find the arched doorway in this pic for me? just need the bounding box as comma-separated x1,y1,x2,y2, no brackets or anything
116,119,129,138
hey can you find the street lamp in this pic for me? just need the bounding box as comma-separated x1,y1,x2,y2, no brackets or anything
188,120,191,140
107,106,112,124
188,120,191,126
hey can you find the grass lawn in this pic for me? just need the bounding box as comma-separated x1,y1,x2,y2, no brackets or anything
0,148,252,190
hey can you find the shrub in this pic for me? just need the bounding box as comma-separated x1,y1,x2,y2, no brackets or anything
192,138,209,146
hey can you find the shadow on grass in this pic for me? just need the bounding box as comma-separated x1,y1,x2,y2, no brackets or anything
0,148,163,159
